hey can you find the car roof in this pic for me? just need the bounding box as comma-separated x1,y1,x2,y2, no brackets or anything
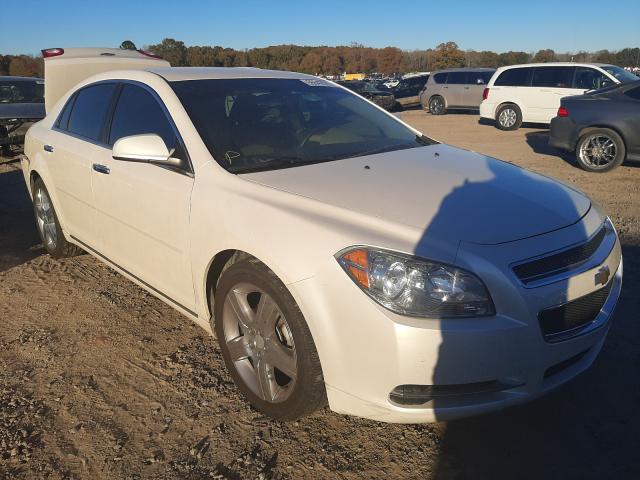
0,76,44,82
149,67,317,82
497,62,614,70
433,68,495,73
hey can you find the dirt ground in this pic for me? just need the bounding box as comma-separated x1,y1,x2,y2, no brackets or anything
1,112,639,479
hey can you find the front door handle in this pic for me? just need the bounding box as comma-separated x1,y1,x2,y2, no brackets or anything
44,144,54,152
92,164,110,175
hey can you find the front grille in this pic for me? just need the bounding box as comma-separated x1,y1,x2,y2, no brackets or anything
513,227,606,284
539,281,612,340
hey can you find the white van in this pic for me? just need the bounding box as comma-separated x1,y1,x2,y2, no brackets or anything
480,63,638,130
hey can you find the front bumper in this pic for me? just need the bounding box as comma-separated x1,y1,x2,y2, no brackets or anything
289,212,622,423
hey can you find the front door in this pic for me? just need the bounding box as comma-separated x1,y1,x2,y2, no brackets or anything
90,83,196,313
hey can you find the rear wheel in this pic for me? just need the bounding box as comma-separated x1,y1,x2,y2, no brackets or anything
213,259,326,420
575,128,625,172
32,178,83,258
495,104,522,130
429,95,446,115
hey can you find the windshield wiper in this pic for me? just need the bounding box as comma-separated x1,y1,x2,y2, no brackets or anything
229,156,320,174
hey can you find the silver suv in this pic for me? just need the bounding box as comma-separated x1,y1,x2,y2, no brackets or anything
420,68,495,115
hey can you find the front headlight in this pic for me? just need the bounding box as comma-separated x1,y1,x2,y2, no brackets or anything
337,247,494,318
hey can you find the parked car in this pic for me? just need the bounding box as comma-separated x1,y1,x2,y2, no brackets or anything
480,63,639,130
0,76,45,156
391,73,430,108
549,80,640,172
23,48,622,423
335,80,396,110
419,68,495,115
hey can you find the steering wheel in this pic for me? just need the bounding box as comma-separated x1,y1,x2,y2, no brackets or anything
297,123,332,150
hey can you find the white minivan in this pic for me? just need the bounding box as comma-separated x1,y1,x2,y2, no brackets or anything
480,63,638,130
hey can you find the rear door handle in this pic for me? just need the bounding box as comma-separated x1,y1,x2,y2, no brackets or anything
92,164,110,175
44,144,54,152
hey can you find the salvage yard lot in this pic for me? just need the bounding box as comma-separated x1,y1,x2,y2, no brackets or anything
1,112,639,479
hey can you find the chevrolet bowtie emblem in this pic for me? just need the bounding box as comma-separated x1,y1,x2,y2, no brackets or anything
595,265,611,286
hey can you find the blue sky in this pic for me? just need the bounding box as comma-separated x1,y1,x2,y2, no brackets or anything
2,0,638,55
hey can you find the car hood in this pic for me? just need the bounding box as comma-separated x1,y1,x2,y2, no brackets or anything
241,144,591,245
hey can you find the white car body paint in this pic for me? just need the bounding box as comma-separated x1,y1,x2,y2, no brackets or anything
22,55,622,422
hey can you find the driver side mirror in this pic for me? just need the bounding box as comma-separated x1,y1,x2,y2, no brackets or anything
112,134,182,168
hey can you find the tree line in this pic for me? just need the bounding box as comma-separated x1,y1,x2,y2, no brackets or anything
2,40,639,78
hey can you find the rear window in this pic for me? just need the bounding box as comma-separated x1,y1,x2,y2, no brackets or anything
433,72,448,84
494,68,532,87
447,72,467,84
67,84,118,141
531,67,574,88
0,80,44,104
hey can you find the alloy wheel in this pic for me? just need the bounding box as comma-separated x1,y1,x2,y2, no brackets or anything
498,108,517,128
579,134,617,169
222,283,297,403
34,187,58,250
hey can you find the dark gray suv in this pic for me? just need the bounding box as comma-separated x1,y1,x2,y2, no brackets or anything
419,68,495,115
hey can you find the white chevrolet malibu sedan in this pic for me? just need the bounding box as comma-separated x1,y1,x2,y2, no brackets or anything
22,48,622,423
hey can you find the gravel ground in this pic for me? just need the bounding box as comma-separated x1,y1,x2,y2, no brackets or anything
1,111,639,479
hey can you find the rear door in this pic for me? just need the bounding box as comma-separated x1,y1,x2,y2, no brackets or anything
90,83,196,312
445,71,468,107
46,83,118,243
530,66,575,122
463,71,493,107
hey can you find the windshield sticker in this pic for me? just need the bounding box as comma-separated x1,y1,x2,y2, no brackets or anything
300,79,331,87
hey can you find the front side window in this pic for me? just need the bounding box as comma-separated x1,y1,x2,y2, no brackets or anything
573,67,610,90
447,72,468,84
108,84,177,149
531,67,574,88
494,68,532,87
67,83,118,141
172,78,435,173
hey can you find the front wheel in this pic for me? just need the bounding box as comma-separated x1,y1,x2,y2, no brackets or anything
495,104,522,130
575,128,625,172
213,259,326,420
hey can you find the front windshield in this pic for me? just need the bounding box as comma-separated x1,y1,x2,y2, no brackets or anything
171,78,435,173
601,65,639,84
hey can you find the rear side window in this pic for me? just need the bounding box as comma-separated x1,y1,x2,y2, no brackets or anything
433,72,448,84
531,67,574,88
108,84,177,149
67,84,118,141
494,68,532,87
447,72,468,84
625,86,640,100
573,67,610,90
56,94,76,130
478,71,494,84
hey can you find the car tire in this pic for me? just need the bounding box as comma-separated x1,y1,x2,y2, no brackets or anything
213,259,326,421
495,104,522,130
32,178,83,258
575,128,626,173
428,96,446,115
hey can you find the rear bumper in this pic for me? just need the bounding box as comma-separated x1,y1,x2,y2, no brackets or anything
479,101,496,120
549,116,579,151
